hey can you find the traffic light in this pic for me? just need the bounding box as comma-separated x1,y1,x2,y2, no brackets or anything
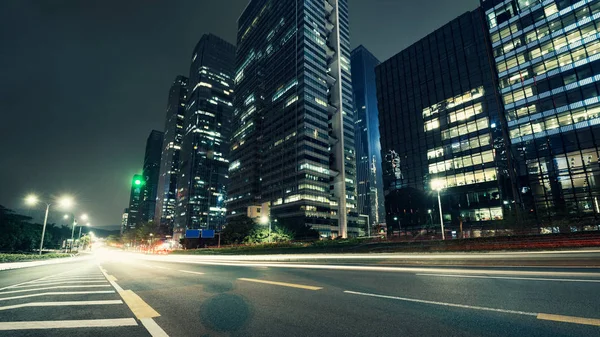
132,175,145,187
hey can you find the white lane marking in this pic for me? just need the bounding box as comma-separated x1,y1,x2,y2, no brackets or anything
140,318,170,337
0,285,112,295
98,265,170,336
140,264,171,270
0,290,115,301
0,318,138,330
0,300,123,311
153,258,600,278
344,290,538,316
13,280,109,288
142,249,600,261
178,270,204,275
0,270,75,291
39,277,106,281
97,266,124,292
416,274,600,283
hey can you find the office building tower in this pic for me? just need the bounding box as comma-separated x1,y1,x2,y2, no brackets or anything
376,9,513,235
229,0,360,238
155,76,188,235
121,208,128,235
482,0,600,222
175,34,235,242
351,45,385,229
126,174,144,230
141,130,164,223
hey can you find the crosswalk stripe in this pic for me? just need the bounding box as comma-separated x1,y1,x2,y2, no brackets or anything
0,300,123,311
13,281,108,288
0,318,138,330
0,290,115,302
0,285,112,295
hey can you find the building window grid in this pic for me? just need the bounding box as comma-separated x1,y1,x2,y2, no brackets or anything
498,19,600,81
503,57,600,110
495,5,600,77
488,0,598,46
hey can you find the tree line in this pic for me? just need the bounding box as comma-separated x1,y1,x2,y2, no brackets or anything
0,205,73,252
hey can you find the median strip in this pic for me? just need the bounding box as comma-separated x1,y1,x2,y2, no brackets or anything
238,278,322,290
344,290,600,327
415,274,600,283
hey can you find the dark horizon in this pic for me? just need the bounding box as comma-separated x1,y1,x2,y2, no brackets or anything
0,0,479,229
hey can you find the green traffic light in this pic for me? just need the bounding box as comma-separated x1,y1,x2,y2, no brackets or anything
134,179,142,186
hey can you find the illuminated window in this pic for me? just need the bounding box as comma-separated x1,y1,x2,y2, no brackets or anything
424,119,440,132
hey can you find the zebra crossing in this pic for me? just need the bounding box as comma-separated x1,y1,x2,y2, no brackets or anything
0,265,150,335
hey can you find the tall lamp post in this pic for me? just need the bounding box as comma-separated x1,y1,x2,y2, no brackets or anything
431,180,446,241
260,216,271,243
25,194,74,255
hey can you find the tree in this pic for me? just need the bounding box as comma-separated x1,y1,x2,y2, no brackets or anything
221,216,256,244
79,235,91,250
244,225,293,244
0,205,40,252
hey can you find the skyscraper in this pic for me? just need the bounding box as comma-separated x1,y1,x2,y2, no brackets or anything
155,76,188,235
229,0,360,238
121,208,128,235
376,9,513,236
175,34,235,242
351,45,385,229
126,174,144,230
141,130,164,224
481,0,600,222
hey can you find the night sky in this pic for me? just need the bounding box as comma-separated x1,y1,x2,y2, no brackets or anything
0,0,478,230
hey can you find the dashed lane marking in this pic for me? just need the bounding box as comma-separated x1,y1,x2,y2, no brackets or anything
237,278,322,290
178,270,205,275
119,290,160,319
537,313,600,327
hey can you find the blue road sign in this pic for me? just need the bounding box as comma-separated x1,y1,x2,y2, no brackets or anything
185,229,201,239
201,230,215,238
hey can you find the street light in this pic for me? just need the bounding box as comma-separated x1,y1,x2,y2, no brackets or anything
431,180,446,240
260,216,271,243
25,194,74,255
79,222,90,240
67,213,89,251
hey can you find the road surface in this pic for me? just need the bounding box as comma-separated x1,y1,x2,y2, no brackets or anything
1,250,599,336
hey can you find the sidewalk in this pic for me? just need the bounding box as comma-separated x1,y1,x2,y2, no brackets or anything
0,255,91,271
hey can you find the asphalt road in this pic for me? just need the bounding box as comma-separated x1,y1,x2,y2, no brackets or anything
1,250,600,336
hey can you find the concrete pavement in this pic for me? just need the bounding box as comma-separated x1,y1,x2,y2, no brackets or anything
0,250,599,336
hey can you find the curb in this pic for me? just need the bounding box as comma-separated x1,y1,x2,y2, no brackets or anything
0,255,88,271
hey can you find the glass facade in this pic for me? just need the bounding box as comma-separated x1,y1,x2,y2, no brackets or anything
175,34,235,242
230,0,360,238
482,0,600,220
155,76,188,235
376,9,513,233
351,45,385,227
141,130,164,224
